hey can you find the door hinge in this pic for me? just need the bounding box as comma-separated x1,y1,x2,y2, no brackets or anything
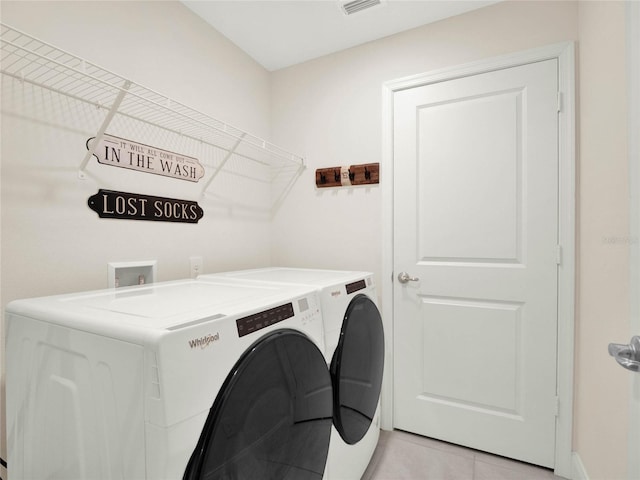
556,245,562,265
557,92,563,113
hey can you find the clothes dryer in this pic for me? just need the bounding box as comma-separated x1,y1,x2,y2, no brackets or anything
6,279,331,480
199,268,385,480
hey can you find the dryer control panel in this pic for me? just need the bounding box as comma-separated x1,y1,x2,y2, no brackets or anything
345,279,366,294
236,303,294,337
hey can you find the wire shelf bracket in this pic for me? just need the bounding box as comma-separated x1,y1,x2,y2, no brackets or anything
78,79,131,179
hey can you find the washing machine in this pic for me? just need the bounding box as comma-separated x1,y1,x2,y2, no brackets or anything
199,268,385,480
5,278,332,480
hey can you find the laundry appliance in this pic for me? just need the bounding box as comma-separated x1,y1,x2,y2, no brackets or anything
199,268,385,480
5,278,332,480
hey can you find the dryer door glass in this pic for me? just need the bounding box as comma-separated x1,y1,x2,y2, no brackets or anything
331,294,385,445
184,329,332,480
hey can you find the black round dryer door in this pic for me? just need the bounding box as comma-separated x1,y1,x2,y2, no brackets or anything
330,293,385,445
184,329,333,480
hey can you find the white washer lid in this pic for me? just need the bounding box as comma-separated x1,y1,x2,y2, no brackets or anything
65,281,269,318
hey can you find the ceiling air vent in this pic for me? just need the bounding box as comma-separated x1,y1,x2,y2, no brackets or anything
340,0,383,16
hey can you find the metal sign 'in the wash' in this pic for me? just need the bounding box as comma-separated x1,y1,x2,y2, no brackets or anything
88,189,204,224
86,134,205,182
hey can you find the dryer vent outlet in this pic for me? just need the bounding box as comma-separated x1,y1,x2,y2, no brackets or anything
340,0,383,16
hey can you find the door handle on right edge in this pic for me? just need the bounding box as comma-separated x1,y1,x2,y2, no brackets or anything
608,336,640,373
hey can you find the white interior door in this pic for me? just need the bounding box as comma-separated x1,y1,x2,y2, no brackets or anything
393,59,559,468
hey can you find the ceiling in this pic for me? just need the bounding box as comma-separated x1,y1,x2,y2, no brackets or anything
181,0,501,71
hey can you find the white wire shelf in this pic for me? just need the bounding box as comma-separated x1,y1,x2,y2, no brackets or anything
0,23,305,197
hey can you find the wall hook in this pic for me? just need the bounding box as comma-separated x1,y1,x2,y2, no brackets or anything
315,163,379,188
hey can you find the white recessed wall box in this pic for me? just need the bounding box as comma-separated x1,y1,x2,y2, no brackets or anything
108,260,157,288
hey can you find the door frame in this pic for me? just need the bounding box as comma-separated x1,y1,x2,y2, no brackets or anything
381,42,576,478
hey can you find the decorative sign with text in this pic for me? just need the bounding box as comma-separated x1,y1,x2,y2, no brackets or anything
86,134,205,182
88,189,204,224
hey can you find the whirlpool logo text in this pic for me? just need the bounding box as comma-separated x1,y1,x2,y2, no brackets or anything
188,332,220,350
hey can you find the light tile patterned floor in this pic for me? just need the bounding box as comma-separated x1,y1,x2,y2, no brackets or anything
361,430,567,480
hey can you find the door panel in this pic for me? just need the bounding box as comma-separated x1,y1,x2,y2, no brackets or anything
418,89,522,263
393,59,559,468
419,297,522,414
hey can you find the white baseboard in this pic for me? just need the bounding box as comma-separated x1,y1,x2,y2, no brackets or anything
572,452,590,480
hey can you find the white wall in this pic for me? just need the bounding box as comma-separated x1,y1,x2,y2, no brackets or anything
575,2,630,479
0,1,274,475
